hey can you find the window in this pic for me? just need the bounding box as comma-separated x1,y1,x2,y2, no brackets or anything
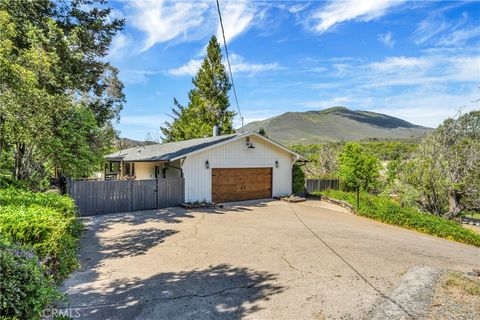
109,162,113,172
125,163,131,175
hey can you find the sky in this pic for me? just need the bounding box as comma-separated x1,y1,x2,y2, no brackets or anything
105,0,480,140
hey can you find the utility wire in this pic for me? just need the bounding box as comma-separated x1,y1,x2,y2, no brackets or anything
216,0,244,130
288,203,415,319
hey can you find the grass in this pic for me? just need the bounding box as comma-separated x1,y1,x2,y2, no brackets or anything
464,212,480,219
317,190,480,247
443,272,480,296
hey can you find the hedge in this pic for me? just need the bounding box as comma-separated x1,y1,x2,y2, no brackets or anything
0,188,82,319
318,190,480,247
0,188,82,279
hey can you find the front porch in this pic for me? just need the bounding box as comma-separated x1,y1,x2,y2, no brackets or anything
104,160,183,181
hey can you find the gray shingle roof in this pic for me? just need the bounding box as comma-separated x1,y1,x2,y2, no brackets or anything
105,133,239,162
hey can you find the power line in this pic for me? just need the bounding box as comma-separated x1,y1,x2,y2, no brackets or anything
216,0,244,130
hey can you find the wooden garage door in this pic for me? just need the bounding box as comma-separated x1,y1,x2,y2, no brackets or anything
212,168,272,203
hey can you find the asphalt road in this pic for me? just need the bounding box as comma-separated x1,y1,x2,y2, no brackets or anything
60,199,480,320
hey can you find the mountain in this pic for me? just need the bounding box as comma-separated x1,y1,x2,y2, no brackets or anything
240,107,431,145
115,137,153,149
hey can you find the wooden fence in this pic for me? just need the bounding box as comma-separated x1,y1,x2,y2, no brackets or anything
306,179,339,193
67,178,185,216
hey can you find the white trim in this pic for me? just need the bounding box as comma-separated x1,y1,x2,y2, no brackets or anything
170,132,307,161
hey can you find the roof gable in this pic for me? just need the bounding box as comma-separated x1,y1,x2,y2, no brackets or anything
105,132,305,162
170,132,305,161
105,134,237,162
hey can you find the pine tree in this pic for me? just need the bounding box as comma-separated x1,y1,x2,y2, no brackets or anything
161,36,236,142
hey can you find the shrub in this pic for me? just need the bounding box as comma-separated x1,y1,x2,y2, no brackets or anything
292,163,306,195
0,188,81,279
0,188,76,217
318,190,480,247
0,242,62,320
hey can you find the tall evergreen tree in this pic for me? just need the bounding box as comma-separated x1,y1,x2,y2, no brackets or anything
161,36,236,142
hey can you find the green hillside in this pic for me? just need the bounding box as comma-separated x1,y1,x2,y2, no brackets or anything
240,106,431,145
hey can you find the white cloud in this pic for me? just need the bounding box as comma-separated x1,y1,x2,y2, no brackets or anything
414,6,480,47
288,3,310,14
297,53,480,127
108,33,130,59
364,55,480,87
120,70,161,85
297,96,372,109
414,16,450,45
129,0,210,52
437,26,480,46
168,54,281,77
368,56,428,71
229,54,281,74
327,55,478,89
309,0,404,33
168,59,203,77
378,31,394,48
370,90,480,127
216,0,255,44
127,0,257,53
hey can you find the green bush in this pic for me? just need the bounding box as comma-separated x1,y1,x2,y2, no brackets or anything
318,190,480,247
0,188,81,279
0,242,62,320
0,188,76,217
292,163,306,195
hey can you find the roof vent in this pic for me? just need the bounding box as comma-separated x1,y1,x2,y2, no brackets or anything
137,146,142,154
212,125,218,137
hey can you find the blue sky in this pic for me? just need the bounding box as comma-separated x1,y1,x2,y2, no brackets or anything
106,0,480,140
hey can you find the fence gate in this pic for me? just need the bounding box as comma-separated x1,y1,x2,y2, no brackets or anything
67,178,184,216
306,179,339,193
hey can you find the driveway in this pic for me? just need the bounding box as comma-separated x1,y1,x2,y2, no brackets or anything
60,200,480,320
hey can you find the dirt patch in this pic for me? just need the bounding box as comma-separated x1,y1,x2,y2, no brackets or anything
425,271,480,319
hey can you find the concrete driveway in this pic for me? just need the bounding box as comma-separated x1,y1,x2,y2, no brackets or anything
60,200,480,320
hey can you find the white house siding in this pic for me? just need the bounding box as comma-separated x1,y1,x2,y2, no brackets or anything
182,135,294,202
133,160,182,180
134,162,157,179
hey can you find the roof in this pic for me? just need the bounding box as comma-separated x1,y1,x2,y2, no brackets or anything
105,132,306,162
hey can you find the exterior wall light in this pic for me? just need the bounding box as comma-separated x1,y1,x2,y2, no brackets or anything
275,160,279,168
205,160,210,169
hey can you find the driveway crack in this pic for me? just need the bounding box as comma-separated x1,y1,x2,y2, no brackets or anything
281,251,299,272
288,203,415,319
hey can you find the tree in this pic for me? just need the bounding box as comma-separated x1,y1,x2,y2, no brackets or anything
161,36,235,142
401,111,480,218
292,163,306,195
338,143,380,193
0,1,124,188
318,143,343,178
289,142,343,178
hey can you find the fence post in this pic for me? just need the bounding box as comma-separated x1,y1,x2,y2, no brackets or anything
129,180,133,212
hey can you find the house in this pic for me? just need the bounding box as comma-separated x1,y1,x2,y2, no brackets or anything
105,131,305,203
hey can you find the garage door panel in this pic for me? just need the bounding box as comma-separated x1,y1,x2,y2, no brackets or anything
212,168,272,203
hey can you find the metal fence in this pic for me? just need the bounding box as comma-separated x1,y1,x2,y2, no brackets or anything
67,178,185,216
306,179,339,193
